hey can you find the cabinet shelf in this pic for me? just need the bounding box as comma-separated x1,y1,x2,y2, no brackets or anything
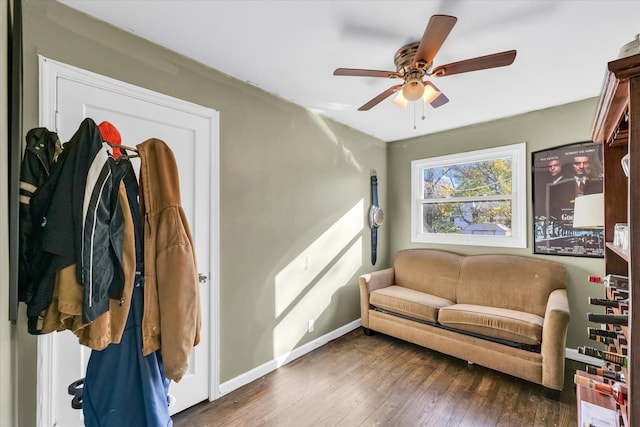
606,242,630,262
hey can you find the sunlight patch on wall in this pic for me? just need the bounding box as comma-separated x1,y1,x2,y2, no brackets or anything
274,199,364,317
273,237,362,358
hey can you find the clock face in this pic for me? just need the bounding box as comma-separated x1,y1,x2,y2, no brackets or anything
369,205,384,228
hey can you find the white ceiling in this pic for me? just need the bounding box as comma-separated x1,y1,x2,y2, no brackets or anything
59,0,640,142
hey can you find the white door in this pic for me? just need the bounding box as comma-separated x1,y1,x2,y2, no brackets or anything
38,57,219,427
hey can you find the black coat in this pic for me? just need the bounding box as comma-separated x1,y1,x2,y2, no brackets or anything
26,118,127,333
18,127,62,304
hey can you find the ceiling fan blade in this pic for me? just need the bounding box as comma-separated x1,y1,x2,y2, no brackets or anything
358,84,403,111
333,68,400,79
414,15,457,68
431,50,517,77
430,92,449,108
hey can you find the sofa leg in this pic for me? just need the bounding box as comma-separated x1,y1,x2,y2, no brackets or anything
544,387,561,400
362,327,376,336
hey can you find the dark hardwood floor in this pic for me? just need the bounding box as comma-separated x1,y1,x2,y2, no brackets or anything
173,328,581,426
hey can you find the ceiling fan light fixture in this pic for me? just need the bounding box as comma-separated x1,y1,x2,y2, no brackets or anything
401,77,425,101
392,91,409,110
422,83,440,105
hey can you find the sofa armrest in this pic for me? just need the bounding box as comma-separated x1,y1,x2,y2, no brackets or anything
541,288,570,391
358,268,394,328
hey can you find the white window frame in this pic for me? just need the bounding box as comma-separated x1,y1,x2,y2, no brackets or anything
411,142,527,248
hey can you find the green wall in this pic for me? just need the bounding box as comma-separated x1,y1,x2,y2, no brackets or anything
387,98,604,350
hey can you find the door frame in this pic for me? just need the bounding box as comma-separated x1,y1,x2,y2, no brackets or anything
37,56,220,426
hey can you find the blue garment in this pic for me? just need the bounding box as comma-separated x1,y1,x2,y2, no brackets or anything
82,275,172,427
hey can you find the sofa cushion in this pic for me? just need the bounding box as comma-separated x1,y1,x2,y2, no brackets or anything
438,304,543,345
370,286,454,323
394,249,463,302
457,254,567,317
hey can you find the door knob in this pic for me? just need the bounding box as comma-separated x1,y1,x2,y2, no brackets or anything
198,273,208,284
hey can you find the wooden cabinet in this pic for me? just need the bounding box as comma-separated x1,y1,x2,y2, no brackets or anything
589,52,640,427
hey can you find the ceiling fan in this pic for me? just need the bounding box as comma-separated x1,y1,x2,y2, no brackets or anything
333,15,517,111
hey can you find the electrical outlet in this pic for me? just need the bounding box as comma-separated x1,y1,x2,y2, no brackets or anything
308,319,315,333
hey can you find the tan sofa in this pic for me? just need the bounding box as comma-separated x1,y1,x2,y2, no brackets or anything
358,249,570,392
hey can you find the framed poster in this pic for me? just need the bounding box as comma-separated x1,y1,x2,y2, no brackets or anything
532,141,604,257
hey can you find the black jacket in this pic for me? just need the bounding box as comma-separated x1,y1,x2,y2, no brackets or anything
26,118,128,332
18,127,62,304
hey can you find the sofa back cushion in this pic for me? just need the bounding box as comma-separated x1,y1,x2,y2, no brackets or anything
394,249,463,302
457,254,567,317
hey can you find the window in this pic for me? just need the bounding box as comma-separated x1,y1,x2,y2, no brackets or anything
411,142,526,248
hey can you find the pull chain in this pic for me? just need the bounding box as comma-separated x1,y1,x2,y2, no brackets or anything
413,102,416,130
413,101,427,130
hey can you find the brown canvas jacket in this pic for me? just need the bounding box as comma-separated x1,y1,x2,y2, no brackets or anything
137,138,201,382
40,182,136,349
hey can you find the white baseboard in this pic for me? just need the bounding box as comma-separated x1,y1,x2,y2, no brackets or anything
565,347,603,367
218,319,362,397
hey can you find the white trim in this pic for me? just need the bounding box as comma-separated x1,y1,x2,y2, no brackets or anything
36,330,54,427
219,320,361,396
38,55,221,426
565,347,603,367
209,110,221,401
411,142,527,248
38,58,57,133
36,57,57,427
39,57,215,121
